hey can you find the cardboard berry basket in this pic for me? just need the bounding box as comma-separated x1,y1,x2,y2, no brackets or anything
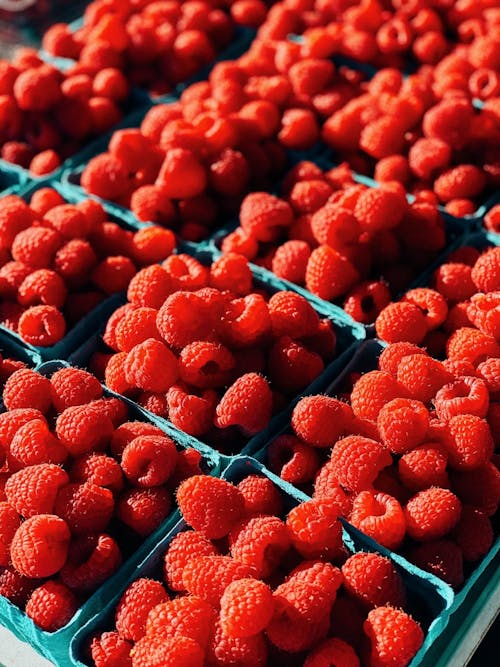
0,327,42,367
0,358,224,666
67,240,365,457
67,455,453,667
0,162,27,196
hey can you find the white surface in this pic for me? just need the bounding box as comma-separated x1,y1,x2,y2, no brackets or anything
0,625,53,666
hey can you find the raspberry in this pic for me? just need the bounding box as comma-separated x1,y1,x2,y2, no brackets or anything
268,337,325,394
375,302,428,345
162,255,209,292
286,497,343,560
350,491,406,550
44,204,89,239
304,637,360,667
220,578,273,638
56,404,114,456
182,555,255,607
452,505,494,563
0,261,32,300
288,180,333,216
447,328,500,367
18,305,66,346
407,539,464,588
0,503,21,566
121,435,177,487
0,408,45,448
177,476,245,539
131,634,204,667
92,256,137,295
266,579,331,652
343,281,392,325
330,436,392,493
422,99,474,150
54,482,114,535
434,377,489,421
110,421,163,458
377,398,429,454
229,514,291,578
124,339,179,392
156,291,208,349
0,196,35,249
364,606,424,667
126,266,171,310
219,294,271,348
484,206,500,234
452,462,500,516
14,65,62,112
91,632,133,667
477,358,500,394
305,245,359,301
471,247,500,292
468,293,500,339
268,291,319,339
360,116,406,160
81,153,131,201
104,353,133,395
237,475,283,517
110,307,161,353
2,368,52,413
10,514,70,578
378,343,426,377
207,619,267,667
403,288,448,330
312,461,352,515
408,138,452,180
405,487,461,541
8,417,67,470
210,253,252,296
286,560,343,602
341,552,407,610
115,578,169,642
156,148,207,199
271,240,311,284
398,444,449,491
11,227,62,268
434,165,487,203
164,531,218,592
25,581,78,632
396,355,453,404
5,464,69,518
239,192,293,242
221,228,259,261
166,384,217,436
50,367,102,413
350,371,404,421
434,263,476,303
446,414,494,471
17,269,66,309
355,187,406,233
60,532,122,592
215,373,272,435
179,341,235,388
146,595,215,647
267,435,320,485
117,487,171,536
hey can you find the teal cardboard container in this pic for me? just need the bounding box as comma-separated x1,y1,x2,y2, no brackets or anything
0,359,223,667
0,328,42,367
0,163,26,195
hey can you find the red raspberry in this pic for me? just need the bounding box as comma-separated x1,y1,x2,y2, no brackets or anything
237,475,283,517
268,291,319,339
177,476,245,540
166,384,217,436
182,555,255,608
452,505,494,563
50,367,102,412
10,514,70,578
219,294,271,348
18,305,66,346
422,99,474,150
468,293,500,339
312,461,352,515
240,192,293,242
104,353,133,395
146,595,215,648
451,462,500,516
446,414,494,471
0,196,35,249
5,463,69,518
44,204,89,239
364,606,424,667
305,245,359,301
447,327,500,367
209,148,250,197
377,398,429,454
398,444,449,491
115,578,169,642
268,336,325,394
132,633,204,667
127,265,172,309
350,491,406,550
408,138,452,180
484,205,500,234
230,514,291,578
17,269,67,309
113,307,163,353
117,487,171,536
375,302,428,345
3,368,52,413
330,436,392,493
403,288,448,330
156,291,209,349
215,373,272,435
92,256,137,295
434,377,489,421
405,487,461,541
0,567,40,608
408,539,464,588
81,153,131,201
0,408,45,448
304,637,360,667
286,560,343,602
60,532,122,592
11,227,62,268
14,65,62,111
156,148,207,200
91,631,133,667
343,281,392,325
162,255,209,292
267,435,320,485
25,580,78,632
287,497,343,560
355,187,406,233
350,371,404,421
434,263,476,303
130,186,176,227
179,341,235,388
221,228,259,261
110,422,163,458
56,404,114,456
121,435,177,487
477,358,500,394
124,339,179,393
271,240,311,284
288,180,333,215
342,552,407,609
378,343,426,377
54,482,114,535
206,619,267,667
8,418,67,470
164,530,218,592
471,246,500,292
309,204,359,248
220,578,273,638
396,354,453,403
360,116,407,160
0,503,21,566
435,165,487,203
210,253,252,296
0,261,32,300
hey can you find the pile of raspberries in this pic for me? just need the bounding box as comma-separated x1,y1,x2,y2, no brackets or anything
87,473,425,667
0,365,207,632
0,189,176,347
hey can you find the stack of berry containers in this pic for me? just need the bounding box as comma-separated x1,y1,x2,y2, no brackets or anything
0,0,499,665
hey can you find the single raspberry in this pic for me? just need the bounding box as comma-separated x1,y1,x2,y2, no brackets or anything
117,486,171,537
206,619,267,667
360,116,407,160
268,336,325,394
146,595,215,648
182,555,255,608
396,355,453,404
2,368,52,413
408,138,452,180
17,269,67,309
18,305,66,346
0,566,41,608
375,302,428,345
5,463,69,518
434,263,476,303
477,358,500,394
25,581,78,632
267,435,320,486
91,256,137,295
350,491,406,550
452,505,494,563
434,377,489,421
127,265,173,310
398,444,449,491
54,482,114,535
237,475,283,517
350,371,404,421
286,560,343,602
435,165,487,203
178,341,235,388
446,414,494,471
110,421,163,458
303,637,360,667
407,539,464,588
156,148,207,200
403,288,448,331
288,180,333,216
291,395,353,448
229,514,291,578
219,294,271,348
162,255,209,292
115,578,169,642
0,261,32,300
354,187,406,233
286,497,343,560
91,631,133,667
209,253,253,296
405,487,461,541
60,533,122,592
271,240,311,284
121,435,177,487
0,196,35,249
9,419,67,469
221,228,259,261
471,247,500,292
163,530,218,592
447,328,500,367
268,291,319,340
81,153,131,201
312,461,352,515
10,514,70,578
343,281,392,325
114,308,162,353
50,367,102,412
70,453,123,494
467,293,500,339
0,503,21,566
166,384,217,436
364,606,424,667
0,408,45,448
11,227,63,269
177,476,245,540
220,578,273,638
156,291,209,349
377,398,429,454
215,373,272,435
330,436,392,493
56,404,114,456
341,552,407,609
422,99,473,150
305,245,359,301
